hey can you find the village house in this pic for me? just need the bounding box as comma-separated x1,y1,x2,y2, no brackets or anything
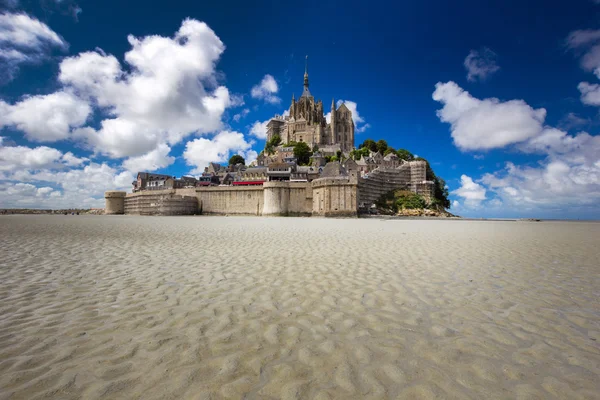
133,172,175,192
240,167,267,182
267,163,295,181
174,176,198,189
197,175,220,186
290,166,321,182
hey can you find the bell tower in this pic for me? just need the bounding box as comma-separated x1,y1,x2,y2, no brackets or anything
330,98,336,145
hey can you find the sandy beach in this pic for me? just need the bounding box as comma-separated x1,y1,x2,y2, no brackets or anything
0,215,598,399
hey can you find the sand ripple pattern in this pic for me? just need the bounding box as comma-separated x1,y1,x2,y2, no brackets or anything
0,216,599,399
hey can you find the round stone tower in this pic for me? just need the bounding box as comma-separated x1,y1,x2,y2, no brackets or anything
262,182,289,216
104,191,127,215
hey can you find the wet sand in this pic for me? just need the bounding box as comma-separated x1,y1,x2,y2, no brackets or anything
0,215,599,399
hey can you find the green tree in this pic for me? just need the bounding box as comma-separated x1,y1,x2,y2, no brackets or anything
264,134,281,155
384,147,396,156
312,144,319,152
359,139,377,152
228,154,245,165
396,192,426,209
351,147,369,160
269,134,282,147
376,139,388,154
433,176,451,209
293,142,312,165
376,190,427,213
396,149,414,161
412,157,451,209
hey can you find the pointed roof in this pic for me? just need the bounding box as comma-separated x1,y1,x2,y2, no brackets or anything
321,161,348,177
337,102,350,112
301,55,312,98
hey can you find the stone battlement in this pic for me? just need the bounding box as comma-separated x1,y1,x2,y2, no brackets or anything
106,161,431,217
105,191,127,214
104,190,127,198
107,179,358,217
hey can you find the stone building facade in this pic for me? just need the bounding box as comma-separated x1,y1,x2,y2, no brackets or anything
266,57,355,153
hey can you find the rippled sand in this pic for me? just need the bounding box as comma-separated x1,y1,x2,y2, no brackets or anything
0,215,599,399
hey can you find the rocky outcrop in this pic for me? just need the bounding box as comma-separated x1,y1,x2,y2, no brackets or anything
395,208,459,218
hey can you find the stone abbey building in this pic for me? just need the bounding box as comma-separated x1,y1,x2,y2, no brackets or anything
108,58,438,217
266,57,355,152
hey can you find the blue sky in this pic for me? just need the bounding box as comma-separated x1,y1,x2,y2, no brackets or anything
1,0,599,219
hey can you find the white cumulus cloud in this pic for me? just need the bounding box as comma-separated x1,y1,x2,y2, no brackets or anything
481,159,600,209
58,19,233,158
0,12,68,82
232,108,250,122
0,18,271,209
249,120,270,140
0,144,62,172
250,74,280,104
464,47,500,82
61,151,88,167
566,29,600,106
0,144,92,174
2,163,134,208
433,81,546,151
0,91,91,142
121,144,175,173
451,175,487,208
183,131,253,174
577,82,600,106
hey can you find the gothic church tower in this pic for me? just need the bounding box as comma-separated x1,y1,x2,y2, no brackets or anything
265,56,355,153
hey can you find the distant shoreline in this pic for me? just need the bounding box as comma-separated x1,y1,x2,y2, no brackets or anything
359,215,600,222
0,209,104,215
1,211,598,222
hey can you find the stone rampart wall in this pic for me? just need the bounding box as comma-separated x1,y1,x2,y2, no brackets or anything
358,166,412,207
112,177,357,217
288,184,312,215
263,181,312,216
312,178,357,217
105,191,126,215
415,182,435,204
196,186,263,215
357,162,435,209
124,190,198,215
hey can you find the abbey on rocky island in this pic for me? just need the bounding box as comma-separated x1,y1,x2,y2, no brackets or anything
266,56,355,153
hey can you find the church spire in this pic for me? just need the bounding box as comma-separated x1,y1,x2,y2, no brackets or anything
331,98,335,110
303,55,309,90
300,55,312,98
